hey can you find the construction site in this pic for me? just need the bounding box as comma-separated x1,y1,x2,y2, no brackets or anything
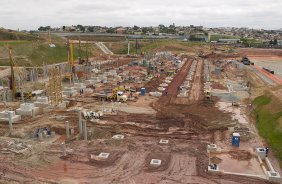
0,34,282,184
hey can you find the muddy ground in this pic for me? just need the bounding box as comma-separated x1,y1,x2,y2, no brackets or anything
0,51,280,183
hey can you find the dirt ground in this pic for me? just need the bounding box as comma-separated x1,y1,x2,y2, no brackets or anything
0,48,280,184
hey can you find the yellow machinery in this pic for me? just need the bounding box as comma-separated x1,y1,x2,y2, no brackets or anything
106,87,128,102
65,40,75,81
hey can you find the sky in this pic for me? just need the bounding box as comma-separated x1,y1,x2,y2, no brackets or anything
0,0,282,30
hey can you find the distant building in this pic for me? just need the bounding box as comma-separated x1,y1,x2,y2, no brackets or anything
277,40,282,46
116,28,126,34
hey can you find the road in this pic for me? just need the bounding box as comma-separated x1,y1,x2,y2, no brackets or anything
95,42,113,55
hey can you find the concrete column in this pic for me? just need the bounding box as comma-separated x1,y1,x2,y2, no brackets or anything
78,110,82,136
61,142,66,156
32,108,35,118
83,120,87,141
70,128,74,136
65,121,70,138
38,132,43,141
8,112,13,132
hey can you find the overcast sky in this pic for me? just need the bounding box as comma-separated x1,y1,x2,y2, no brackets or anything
0,0,282,30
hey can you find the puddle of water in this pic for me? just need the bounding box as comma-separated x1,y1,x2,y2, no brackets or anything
216,102,248,124
212,153,264,175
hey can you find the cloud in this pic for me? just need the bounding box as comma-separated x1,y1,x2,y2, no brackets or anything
0,0,281,30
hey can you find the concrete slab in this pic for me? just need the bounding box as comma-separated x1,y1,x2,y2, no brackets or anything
0,111,21,123
159,139,169,144
97,152,110,159
112,134,124,140
150,159,162,167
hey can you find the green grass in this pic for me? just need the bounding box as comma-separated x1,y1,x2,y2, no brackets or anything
0,29,40,41
210,34,240,41
253,95,282,167
0,36,92,66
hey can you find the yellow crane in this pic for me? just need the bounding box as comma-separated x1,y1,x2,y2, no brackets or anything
65,40,75,82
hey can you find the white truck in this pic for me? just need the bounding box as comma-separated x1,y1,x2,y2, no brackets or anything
117,91,128,102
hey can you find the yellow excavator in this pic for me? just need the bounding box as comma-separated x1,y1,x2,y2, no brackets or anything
106,87,128,102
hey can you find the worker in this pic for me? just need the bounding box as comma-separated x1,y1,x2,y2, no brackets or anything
265,147,269,157
165,91,168,96
178,86,181,91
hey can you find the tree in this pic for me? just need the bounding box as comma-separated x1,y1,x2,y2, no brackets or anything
273,39,278,45
270,40,273,45
133,25,140,31
87,26,94,32
62,26,66,31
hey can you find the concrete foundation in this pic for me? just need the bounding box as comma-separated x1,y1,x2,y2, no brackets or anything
34,96,49,108
208,164,220,173
0,111,21,123
97,152,110,159
112,134,124,140
267,171,281,183
207,144,217,152
150,159,162,167
256,148,266,160
62,87,78,97
159,139,169,144
16,103,40,116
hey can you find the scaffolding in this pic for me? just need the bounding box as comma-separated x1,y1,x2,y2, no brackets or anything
48,67,62,105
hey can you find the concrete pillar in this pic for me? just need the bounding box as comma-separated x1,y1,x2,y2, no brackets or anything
61,142,66,156
83,120,87,141
65,121,70,138
38,132,43,141
78,110,82,136
8,112,13,132
32,108,35,118
70,128,74,136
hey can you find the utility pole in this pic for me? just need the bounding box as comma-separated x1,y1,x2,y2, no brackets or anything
135,38,138,55
86,41,89,63
127,39,130,55
78,37,81,63
8,47,15,101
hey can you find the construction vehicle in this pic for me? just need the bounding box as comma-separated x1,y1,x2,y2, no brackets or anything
241,57,254,65
106,87,128,102
15,91,34,100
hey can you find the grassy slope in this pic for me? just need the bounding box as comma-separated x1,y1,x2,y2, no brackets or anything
0,32,96,66
253,94,282,167
105,40,209,55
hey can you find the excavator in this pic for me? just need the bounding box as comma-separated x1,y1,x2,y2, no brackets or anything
106,87,128,102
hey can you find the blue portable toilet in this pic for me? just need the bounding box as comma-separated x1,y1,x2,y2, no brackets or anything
141,88,146,96
232,132,240,147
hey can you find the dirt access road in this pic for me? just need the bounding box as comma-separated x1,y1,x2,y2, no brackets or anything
189,59,203,101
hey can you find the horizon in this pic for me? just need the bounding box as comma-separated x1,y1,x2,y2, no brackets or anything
1,0,282,31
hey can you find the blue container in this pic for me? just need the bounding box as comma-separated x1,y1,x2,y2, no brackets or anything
141,88,146,96
232,133,240,147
